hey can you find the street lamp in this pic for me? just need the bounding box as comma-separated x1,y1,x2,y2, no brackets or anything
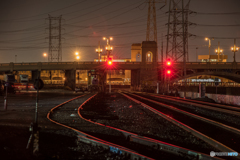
76,56,80,62
215,42,223,62
43,53,47,62
205,37,214,62
103,37,113,59
103,37,113,93
96,41,103,62
75,52,79,56
231,39,239,62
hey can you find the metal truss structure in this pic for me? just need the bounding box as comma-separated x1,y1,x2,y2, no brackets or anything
46,15,63,62
166,0,192,62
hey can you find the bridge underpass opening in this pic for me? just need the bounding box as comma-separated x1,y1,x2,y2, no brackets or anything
106,70,131,88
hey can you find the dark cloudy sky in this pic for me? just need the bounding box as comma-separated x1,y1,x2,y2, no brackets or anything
0,0,239,63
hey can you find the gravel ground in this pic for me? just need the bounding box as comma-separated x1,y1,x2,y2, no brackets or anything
150,94,240,129
50,93,186,160
1,90,135,160
80,92,217,155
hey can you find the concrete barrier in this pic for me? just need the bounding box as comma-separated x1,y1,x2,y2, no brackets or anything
179,91,240,106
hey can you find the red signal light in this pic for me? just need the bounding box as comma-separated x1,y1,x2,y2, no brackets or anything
166,58,171,66
167,70,171,74
107,58,113,66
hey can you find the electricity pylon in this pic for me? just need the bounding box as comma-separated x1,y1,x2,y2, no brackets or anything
166,0,192,62
46,15,63,62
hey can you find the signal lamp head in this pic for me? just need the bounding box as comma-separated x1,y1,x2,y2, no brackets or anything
166,58,171,66
107,58,113,65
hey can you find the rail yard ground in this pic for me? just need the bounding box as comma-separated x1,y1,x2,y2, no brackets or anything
0,89,236,159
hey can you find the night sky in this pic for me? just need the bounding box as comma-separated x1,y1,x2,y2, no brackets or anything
0,0,239,63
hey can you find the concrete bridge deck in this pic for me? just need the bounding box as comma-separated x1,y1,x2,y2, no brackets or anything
1,61,240,72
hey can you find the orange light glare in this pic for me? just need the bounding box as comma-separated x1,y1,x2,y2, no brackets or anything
205,38,208,41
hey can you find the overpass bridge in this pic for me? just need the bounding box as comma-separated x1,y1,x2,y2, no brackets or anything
1,41,240,90
1,61,240,71
1,61,240,90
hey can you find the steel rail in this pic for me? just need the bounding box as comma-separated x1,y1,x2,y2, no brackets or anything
129,92,240,135
149,94,240,116
121,92,240,158
78,93,221,160
47,94,152,160
150,93,240,112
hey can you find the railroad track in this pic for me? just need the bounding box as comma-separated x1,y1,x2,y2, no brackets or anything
79,92,221,160
46,92,220,159
149,93,240,115
132,92,240,131
120,91,240,159
47,93,153,160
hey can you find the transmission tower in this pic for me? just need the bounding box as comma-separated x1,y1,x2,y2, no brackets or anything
146,0,157,42
46,15,63,62
166,0,192,62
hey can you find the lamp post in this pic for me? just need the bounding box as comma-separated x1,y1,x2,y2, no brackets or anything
231,39,239,62
103,37,113,59
96,41,103,62
103,37,113,93
205,37,214,62
215,42,223,62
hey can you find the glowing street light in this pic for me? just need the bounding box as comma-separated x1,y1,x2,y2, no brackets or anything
75,52,79,56
205,37,214,62
43,53,47,62
231,39,239,62
96,41,103,62
215,41,223,62
103,37,113,59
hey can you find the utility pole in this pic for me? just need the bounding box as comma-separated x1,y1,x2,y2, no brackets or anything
46,15,63,62
182,0,187,98
161,39,164,93
196,47,198,62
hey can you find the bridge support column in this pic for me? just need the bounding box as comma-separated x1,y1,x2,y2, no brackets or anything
64,70,76,90
31,70,40,82
131,69,140,91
